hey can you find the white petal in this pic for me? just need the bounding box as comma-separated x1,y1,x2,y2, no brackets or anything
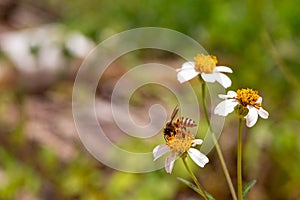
201,72,218,83
215,73,232,88
227,91,237,98
214,66,233,73
188,148,209,168
245,107,258,127
201,72,232,88
181,61,195,70
214,100,238,116
256,97,262,104
218,91,237,99
258,107,269,119
165,152,177,174
177,68,199,83
218,94,228,99
191,139,203,147
153,144,170,161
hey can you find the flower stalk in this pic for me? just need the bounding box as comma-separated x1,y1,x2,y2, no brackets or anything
201,82,237,200
237,117,243,200
182,156,209,200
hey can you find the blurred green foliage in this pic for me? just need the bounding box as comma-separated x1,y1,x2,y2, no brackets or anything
0,0,299,199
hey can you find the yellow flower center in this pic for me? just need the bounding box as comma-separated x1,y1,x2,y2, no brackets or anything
194,54,218,73
166,129,195,154
236,88,261,109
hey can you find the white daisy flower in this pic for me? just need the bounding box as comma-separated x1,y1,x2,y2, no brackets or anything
177,54,233,88
214,89,269,127
153,128,209,174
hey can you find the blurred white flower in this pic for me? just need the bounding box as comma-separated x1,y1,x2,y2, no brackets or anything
65,32,95,58
214,89,269,127
0,24,95,90
153,127,209,173
177,54,232,88
0,24,95,74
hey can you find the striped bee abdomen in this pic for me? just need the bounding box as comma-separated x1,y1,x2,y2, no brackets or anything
176,117,197,127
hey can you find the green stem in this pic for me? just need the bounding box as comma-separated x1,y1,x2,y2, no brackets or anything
237,118,243,200
201,83,237,200
182,156,209,200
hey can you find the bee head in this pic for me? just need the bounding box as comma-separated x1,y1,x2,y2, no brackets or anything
164,122,174,136
164,127,171,135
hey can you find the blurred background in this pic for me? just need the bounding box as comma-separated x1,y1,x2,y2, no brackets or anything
0,0,300,199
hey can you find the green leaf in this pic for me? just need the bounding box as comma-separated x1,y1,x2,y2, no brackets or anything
242,180,256,199
177,177,215,200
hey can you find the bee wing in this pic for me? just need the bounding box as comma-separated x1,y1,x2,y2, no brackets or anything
170,105,179,123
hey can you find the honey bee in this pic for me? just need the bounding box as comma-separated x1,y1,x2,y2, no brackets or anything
163,106,197,141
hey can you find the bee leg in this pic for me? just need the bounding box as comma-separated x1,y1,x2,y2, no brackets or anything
164,135,168,142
